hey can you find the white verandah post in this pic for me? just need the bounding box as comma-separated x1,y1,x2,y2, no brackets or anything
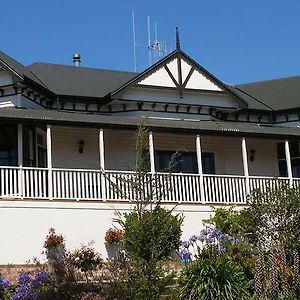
285,140,293,187
196,135,205,204
17,123,23,198
148,131,156,201
99,129,106,201
46,125,53,200
148,131,155,174
241,138,250,195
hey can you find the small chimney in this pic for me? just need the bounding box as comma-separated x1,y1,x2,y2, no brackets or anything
73,53,81,67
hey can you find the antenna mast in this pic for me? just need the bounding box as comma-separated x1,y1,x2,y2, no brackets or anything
132,11,137,72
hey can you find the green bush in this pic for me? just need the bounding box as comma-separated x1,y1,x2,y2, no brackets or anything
122,206,183,261
204,206,256,243
177,254,251,300
106,260,174,300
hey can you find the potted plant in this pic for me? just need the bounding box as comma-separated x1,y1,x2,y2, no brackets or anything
44,228,66,263
105,228,123,260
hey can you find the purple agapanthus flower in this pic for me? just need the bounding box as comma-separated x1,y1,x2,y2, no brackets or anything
18,272,32,285
200,228,211,236
0,276,11,288
189,235,198,243
32,271,49,288
197,234,206,242
179,248,192,263
11,285,37,300
180,240,190,248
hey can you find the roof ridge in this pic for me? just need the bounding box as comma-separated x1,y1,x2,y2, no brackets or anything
237,75,300,86
28,62,138,75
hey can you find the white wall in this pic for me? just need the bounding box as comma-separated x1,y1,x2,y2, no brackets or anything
50,127,280,176
52,126,100,169
105,129,136,170
0,200,216,264
121,87,238,108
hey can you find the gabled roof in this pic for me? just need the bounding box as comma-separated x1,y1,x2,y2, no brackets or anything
0,51,46,87
1,49,300,113
111,49,249,109
28,63,137,98
237,76,300,111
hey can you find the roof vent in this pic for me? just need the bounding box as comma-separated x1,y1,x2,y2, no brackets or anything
73,53,81,67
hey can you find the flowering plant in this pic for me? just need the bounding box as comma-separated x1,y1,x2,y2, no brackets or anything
70,245,103,275
9,271,49,300
178,227,233,263
44,228,64,249
105,228,123,245
0,276,11,300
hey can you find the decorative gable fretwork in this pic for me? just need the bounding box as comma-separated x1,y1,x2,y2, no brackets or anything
137,55,223,93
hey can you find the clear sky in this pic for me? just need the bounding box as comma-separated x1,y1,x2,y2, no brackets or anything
1,0,300,84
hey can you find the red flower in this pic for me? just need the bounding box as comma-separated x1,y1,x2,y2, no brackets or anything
105,228,123,245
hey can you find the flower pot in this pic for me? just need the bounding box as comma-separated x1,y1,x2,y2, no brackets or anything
105,243,122,261
46,244,66,263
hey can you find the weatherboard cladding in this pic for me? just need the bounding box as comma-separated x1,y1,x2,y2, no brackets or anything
0,108,299,138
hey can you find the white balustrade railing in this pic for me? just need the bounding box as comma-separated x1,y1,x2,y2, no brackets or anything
0,166,297,203
0,166,48,199
204,175,247,204
52,168,103,200
249,176,289,193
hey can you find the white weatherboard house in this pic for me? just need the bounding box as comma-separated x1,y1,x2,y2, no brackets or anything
1,39,300,263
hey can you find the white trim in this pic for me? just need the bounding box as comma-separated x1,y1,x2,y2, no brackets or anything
17,124,23,167
99,129,105,170
285,140,293,187
148,131,155,173
99,129,106,201
196,135,205,203
17,124,23,198
241,138,250,194
46,125,53,200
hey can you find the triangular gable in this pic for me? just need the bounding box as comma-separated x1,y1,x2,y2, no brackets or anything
111,50,247,108
138,55,223,92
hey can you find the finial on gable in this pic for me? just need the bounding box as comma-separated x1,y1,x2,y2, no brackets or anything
176,27,181,50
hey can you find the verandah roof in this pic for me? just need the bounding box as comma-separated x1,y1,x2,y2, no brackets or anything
0,108,299,139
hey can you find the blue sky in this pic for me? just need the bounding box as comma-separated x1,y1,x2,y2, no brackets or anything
1,0,300,84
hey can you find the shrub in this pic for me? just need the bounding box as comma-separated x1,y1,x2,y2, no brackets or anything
69,245,103,282
106,259,174,300
77,291,103,300
177,254,250,300
122,206,183,261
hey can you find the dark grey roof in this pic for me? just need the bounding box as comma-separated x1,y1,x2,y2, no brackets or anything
1,108,299,138
2,50,300,112
28,63,137,98
0,51,46,86
226,85,273,111
237,76,300,111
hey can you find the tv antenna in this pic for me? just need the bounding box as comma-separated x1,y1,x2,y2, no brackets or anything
132,12,171,72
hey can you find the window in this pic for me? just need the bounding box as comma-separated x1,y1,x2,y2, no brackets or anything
155,151,215,174
23,127,34,167
0,125,17,166
277,141,300,177
36,129,47,168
